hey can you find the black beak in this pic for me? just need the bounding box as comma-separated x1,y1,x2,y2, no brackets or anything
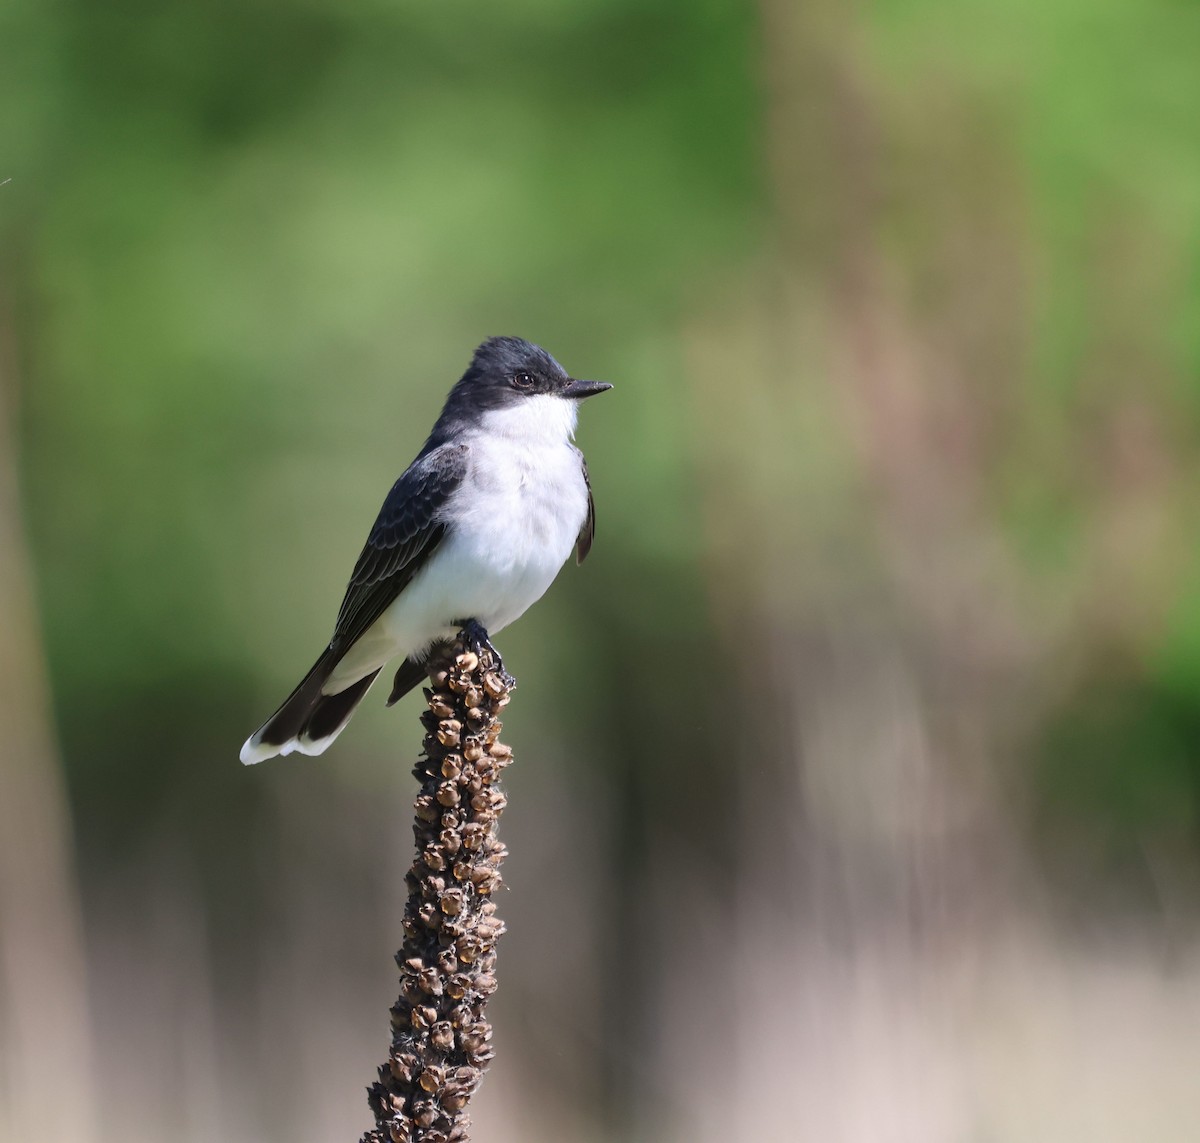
562,379,613,400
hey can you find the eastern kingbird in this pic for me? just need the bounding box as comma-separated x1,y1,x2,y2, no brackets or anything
240,336,611,765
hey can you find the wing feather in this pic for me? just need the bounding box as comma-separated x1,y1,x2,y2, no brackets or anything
575,449,595,564
331,443,468,649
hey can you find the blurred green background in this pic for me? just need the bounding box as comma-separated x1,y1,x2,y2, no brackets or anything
4,0,1200,1139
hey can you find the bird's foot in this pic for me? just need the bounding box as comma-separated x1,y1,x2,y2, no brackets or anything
455,618,516,690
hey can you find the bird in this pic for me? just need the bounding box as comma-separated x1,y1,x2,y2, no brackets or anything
240,336,611,765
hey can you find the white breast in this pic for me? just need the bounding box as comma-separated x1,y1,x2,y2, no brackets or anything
326,396,589,690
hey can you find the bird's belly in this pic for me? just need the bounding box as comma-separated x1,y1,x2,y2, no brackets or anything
378,453,586,650
324,442,588,693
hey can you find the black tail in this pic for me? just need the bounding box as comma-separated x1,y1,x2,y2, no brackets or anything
303,668,381,742
386,655,431,706
241,647,379,764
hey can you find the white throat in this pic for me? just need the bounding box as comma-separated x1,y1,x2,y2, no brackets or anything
478,395,578,447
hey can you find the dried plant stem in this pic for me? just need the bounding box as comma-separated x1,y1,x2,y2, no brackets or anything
361,636,514,1143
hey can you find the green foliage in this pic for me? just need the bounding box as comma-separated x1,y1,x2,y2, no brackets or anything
5,0,1200,933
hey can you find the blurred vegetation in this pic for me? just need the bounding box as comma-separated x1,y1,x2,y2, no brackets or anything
3,0,1200,1139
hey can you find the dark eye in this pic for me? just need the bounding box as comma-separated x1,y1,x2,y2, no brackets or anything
512,371,535,389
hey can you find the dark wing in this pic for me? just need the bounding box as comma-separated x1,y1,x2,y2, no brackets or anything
331,442,468,650
575,448,595,564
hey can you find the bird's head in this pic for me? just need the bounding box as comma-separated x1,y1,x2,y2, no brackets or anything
438,336,612,443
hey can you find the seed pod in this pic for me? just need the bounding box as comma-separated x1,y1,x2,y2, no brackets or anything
389,1054,417,1083
430,1021,455,1051
440,754,463,780
414,795,438,822
473,870,501,895
436,782,460,807
460,1022,490,1046
477,920,505,944
440,889,464,916
461,823,486,850
437,720,462,748
456,935,481,963
474,759,497,782
482,672,505,698
462,739,484,763
429,696,455,719
455,651,479,672
418,1066,445,1093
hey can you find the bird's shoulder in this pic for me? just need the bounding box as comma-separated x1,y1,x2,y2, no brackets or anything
366,442,469,548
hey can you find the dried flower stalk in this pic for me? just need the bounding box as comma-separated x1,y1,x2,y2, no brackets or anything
361,636,514,1143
